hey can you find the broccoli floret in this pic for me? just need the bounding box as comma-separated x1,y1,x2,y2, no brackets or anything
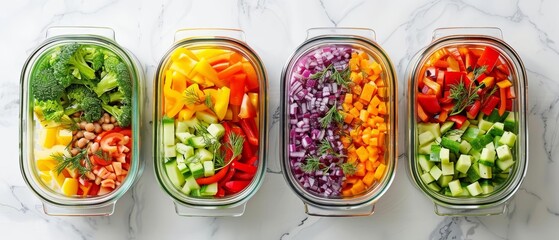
65,85,103,122
52,43,96,83
35,100,65,121
102,103,131,127
82,46,104,71
93,62,132,101
30,68,65,101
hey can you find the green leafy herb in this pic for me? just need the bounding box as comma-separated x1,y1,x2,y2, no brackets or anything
319,103,344,128
449,79,481,115
204,93,214,110
228,132,244,161
301,156,321,173
183,87,203,105
309,64,333,81
214,150,225,168
331,67,351,89
52,148,91,176
340,162,357,176
473,65,488,80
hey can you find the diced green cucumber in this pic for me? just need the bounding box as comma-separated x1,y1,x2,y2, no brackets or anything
467,159,481,182
418,122,442,138
462,127,480,142
478,118,494,131
183,118,201,129
441,162,454,176
493,136,502,147
421,172,435,184
479,148,496,167
164,157,176,163
504,112,516,131
440,121,454,134
493,173,509,184
418,155,435,172
469,148,481,159
203,161,215,177
488,122,505,137
438,175,454,188
480,179,494,194
429,165,443,180
190,189,201,197
469,119,479,125
499,131,517,147
458,186,471,197
485,109,502,122
176,132,194,144
177,162,190,176
427,182,442,192
479,163,492,179
200,182,218,196
496,158,515,172
444,187,452,196
188,162,204,179
196,148,214,162
419,142,434,155
471,134,493,151
430,145,441,162
176,121,189,134
459,140,472,154
440,147,450,164
419,131,436,146
441,137,461,154
485,142,495,152
207,123,225,139
188,136,207,148
459,120,471,131
163,116,175,146
458,172,467,178
455,155,472,174
181,176,200,195
466,181,483,196
448,179,463,196
496,145,512,161
176,153,185,164
196,111,218,124
176,143,194,156
165,160,185,188
164,145,177,158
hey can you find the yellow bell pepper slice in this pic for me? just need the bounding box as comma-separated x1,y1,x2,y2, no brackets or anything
214,86,231,120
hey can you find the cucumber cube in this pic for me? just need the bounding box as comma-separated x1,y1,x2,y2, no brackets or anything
419,142,434,155
176,121,189,133
504,113,516,131
418,123,441,138
485,142,495,152
440,121,454,134
496,158,515,172
459,120,471,131
176,132,194,144
438,175,454,187
188,136,207,148
456,155,472,174
177,162,190,176
479,163,492,179
459,140,472,154
429,165,443,180
480,180,494,194
176,143,194,156
441,162,454,176
188,162,204,179
478,119,493,131
496,145,512,161
427,182,442,192
459,187,471,197
207,123,225,139
499,131,517,147
165,160,185,188
441,137,461,154
419,131,436,146
479,148,496,167
183,118,201,129
429,144,441,162
181,176,200,195
466,181,483,196
196,111,218,124
203,161,215,177
462,127,480,142
421,172,435,184
176,154,185,164
440,147,450,164
196,148,214,162
200,182,218,196
164,145,177,158
418,155,435,172
162,116,175,146
488,122,505,137
448,180,463,196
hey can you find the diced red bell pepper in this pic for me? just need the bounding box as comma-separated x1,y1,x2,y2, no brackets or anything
238,94,257,119
417,104,430,122
240,118,259,146
229,74,246,106
233,172,255,181
506,99,513,111
447,115,468,129
465,53,477,71
440,90,453,104
442,103,455,112
447,47,466,71
215,187,225,198
444,72,469,91
417,93,441,114
481,95,500,116
196,165,230,185
496,60,510,75
231,161,257,174
95,127,122,142
434,60,449,68
224,180,251,193
477,46,500,72
466,100,481,119
506,86,516,99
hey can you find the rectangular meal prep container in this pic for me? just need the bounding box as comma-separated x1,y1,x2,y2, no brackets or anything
153,28,268,217
406,27,528,215
19,26,144,216
280,28,398,216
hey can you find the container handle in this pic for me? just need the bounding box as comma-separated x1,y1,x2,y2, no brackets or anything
174,28,246,43
304,203,374,217
432,27,503,41
46,26,115,40
433,202,507,216
173,201,246,217
306,27,376,41
42,201,115,216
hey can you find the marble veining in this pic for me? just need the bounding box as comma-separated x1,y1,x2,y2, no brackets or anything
2,0,559,239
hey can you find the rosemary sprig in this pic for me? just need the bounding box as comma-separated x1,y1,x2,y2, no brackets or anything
309,64,333,81
473,65,487,80
319,103,344,128
449,79,480,115
52,148,91,176
331,67,351,89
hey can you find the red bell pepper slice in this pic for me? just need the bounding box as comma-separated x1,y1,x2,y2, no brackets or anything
245,155,258,166
233,172,255,181
224,180,251,193
440,90,452,104
447,115,468,129
417,104,430,122
219,168,236,186
422,77,442,96
417,93,441,114
240,118,259,146
238,94,257,119
229,74,246,106
444,72,469,91
196,165,230,185
466,100,481,119
481,95,500,116
506,86,516,99
231,161,257,174
100,132,125,153
95,127,122,142
496,59,510,75
447,47,466,71
215,187,225,198
436,71,445,91
499,87,507,116
477,46,500,72
465,53,477,71
506,99,513,111
241,138,255,161
434,60,449,68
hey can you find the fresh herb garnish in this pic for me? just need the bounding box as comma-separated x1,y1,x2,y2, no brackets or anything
183,87,203,105
214,150,225,168
340,162,357,176
309,65,332,81
318,139,333,155
215,132,245,170
204,93,214,110
449,79,481,115
319,103,344,128
301,156,321,173
52,148,91,176
331,67,351,89
472,65,487,80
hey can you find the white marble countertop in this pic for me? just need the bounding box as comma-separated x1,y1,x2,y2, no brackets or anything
2,0,559,239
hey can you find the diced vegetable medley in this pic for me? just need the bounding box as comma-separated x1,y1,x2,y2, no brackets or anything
288,45,389,198
31,43,134,197
415,45,518,197
161,47,260,197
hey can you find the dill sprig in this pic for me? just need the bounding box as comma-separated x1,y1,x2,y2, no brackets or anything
204,93,214,110
301,156,321,173
340,162,357,176
319,103,344,128
215,132,245,170
52,148,91,176
183,87,203,105
318,139,334,155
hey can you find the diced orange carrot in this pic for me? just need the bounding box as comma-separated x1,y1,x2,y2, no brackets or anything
349,108,360,117
354,101,364,110
362,171,376,186
359,109,369,122
355,163,366,176
351,180,366,195
374,163,386,180
356,146,369,162
360,83,377,103
344,93,353,104
344,112,354,124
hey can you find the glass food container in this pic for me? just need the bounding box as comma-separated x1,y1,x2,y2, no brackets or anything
280,28,398,216
406,27,528,215
19,27,144,216
153,29,268,217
